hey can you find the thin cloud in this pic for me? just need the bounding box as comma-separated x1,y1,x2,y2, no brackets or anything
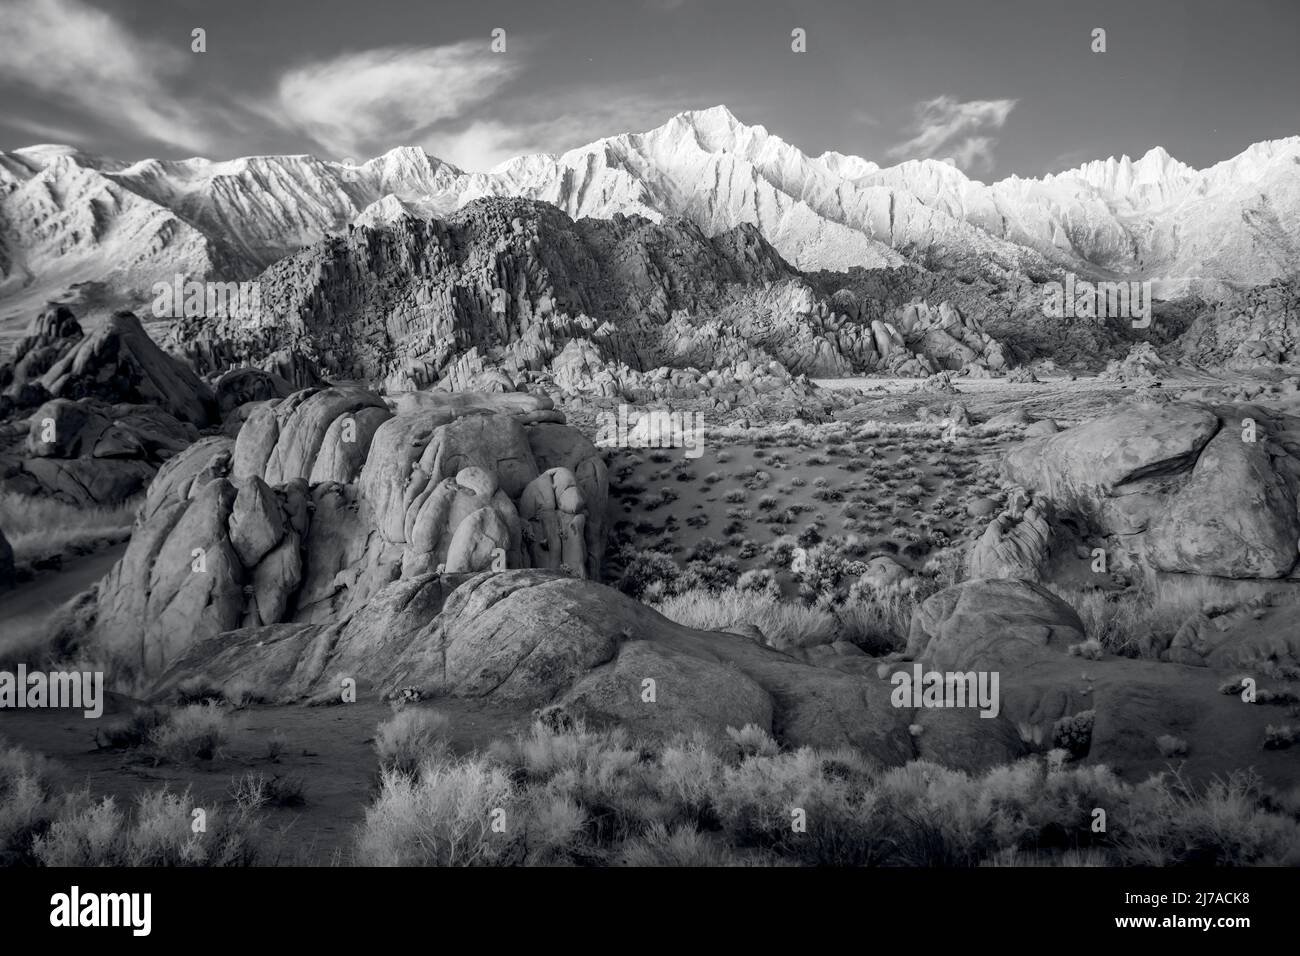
3,115,89,146
423,89,698,172
888,95,1017,173
0,0,215,152
276,42,523,160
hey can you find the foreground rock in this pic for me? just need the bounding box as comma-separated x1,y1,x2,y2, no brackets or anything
86,387,607,679
155,569,917,761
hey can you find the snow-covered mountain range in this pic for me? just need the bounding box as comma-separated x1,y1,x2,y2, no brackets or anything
2,105,1297,321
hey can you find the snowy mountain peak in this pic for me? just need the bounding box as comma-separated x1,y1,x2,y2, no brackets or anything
2,107,1298,321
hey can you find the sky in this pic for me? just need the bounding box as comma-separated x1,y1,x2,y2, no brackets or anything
1,0,1297,180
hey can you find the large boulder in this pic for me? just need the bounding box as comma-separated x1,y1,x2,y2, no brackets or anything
82,387,608,680
906,578,1086,672
1145,429,1300,578
1004,399,1300,581
153,570,915,763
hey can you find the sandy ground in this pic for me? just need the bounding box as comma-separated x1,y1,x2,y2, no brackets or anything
604,424,1007,588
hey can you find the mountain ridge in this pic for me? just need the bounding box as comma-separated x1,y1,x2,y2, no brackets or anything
3,106,1298,323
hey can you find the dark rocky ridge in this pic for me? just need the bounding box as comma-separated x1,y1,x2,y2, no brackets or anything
165,198,1014,396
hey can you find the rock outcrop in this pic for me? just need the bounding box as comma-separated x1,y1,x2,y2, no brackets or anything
6,309,214,425
0,307,219,505
1003,398,1300,582
162,199,1017,410
87,387,607,679
154,569,918,761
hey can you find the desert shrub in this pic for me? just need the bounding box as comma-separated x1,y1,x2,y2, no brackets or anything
219,678,265,709
230,771,307,810
681,552,740,592
33,787,259,866
94,705,167,750
794,543,866,604
1052,711,1095,758
0,742,60,865
265,729,288,762
653,733,725,825
1068,638,1105,660
1116,770,1300,866
714,747,878,865
736,568,773,591
616,548,685,599
149,702,229,763
374,708,451,777
868,761,996,865
520,790,591,865
355,754,519,866
618,822,753,866
726,723,780,758
347,718,1300,866
503,721,657,846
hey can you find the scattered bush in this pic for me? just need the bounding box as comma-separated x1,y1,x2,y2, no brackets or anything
149,703,229,763
374,709,451,777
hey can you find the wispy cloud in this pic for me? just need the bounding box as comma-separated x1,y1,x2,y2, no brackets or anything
428,90,695,171
888,95,1017,173
276,41,522,160
0,1,691,170
2,115,89,146
0,0,216,151
274,41,690,171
